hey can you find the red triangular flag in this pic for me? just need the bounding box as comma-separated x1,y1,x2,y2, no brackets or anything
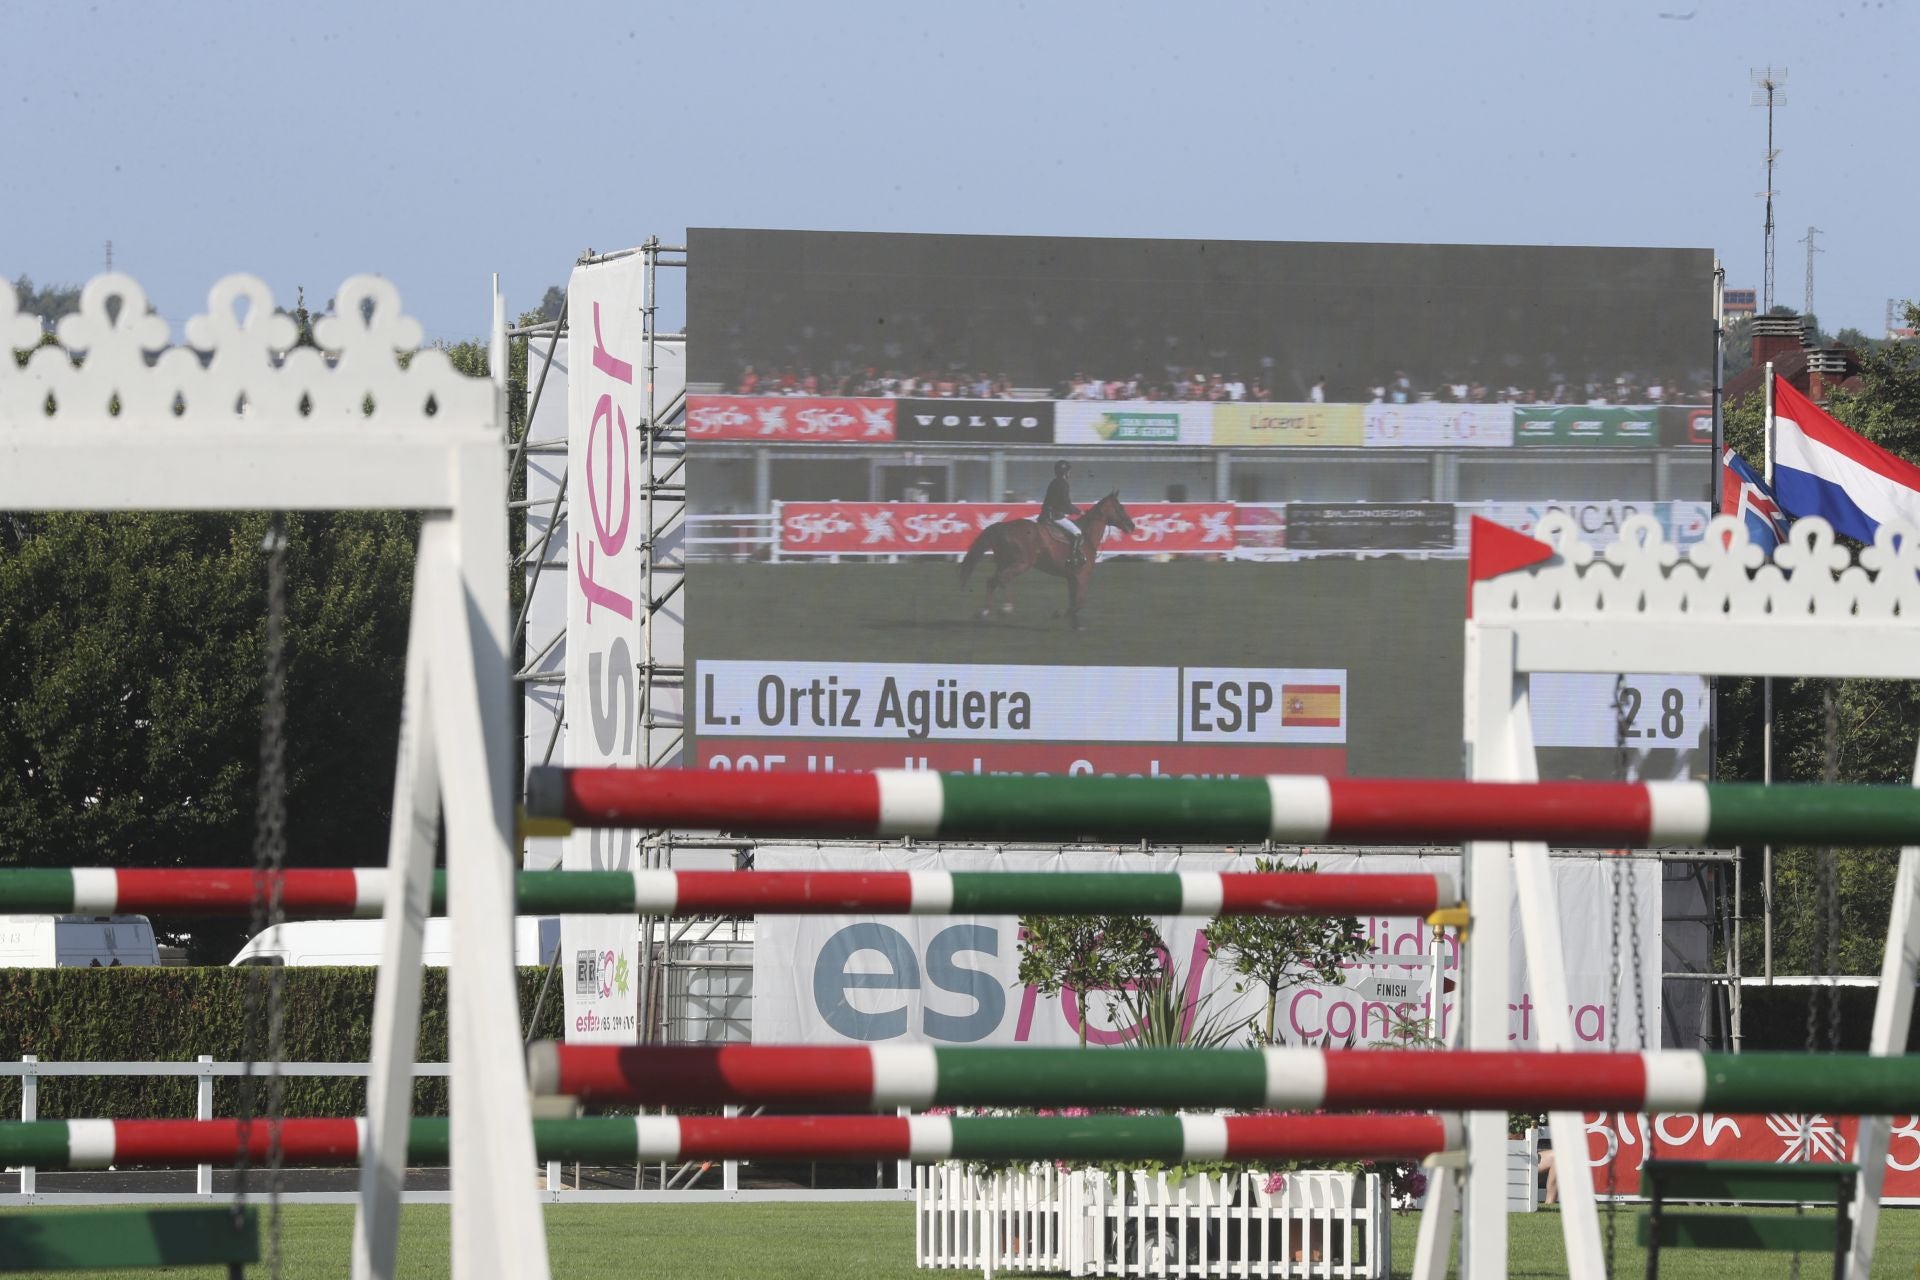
1466,516,1556,618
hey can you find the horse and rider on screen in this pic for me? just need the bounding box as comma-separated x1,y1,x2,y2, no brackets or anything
958,461,1136,630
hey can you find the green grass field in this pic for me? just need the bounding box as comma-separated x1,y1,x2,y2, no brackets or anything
7,1201,1917,1278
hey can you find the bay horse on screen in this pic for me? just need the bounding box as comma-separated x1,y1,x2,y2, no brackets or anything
957,492,1136,630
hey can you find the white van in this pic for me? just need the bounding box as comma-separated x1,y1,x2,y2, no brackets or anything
0,915,161,968
230,917,560,967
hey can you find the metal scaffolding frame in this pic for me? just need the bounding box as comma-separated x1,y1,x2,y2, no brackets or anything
510,239,687,760
509,239,689,1035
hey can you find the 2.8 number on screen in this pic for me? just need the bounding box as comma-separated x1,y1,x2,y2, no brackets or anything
1616,686,1688,740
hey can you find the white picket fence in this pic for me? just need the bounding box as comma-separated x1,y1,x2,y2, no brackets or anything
913,1166,1389,1278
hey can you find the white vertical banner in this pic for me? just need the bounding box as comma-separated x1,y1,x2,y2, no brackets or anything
562,258,647,1043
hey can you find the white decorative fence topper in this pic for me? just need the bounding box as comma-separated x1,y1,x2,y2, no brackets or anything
1,272,490,424
1475,510,1920,621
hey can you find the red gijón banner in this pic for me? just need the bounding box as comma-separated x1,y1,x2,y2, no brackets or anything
1587,1111,1920,1201
688,396,897,442
777,502,1237,555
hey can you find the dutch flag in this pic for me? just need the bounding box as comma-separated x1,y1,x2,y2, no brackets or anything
1773,376,1920,542
1720,447,1787,553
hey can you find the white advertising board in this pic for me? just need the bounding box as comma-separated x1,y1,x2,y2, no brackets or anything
1528,673,1709,752
695,661,1347,745
1362,402,1514,448
1054,401,1216,446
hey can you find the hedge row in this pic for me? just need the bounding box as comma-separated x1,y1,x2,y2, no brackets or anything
0,966,564,1120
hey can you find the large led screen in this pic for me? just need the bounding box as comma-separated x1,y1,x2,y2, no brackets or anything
685,229,1715,781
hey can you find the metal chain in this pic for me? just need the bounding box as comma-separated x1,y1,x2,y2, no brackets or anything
1822,682,1843,1053
1603,675,1629,1277
232,514,290,1279
1622,688,1649,1066
1823,845,1842,1047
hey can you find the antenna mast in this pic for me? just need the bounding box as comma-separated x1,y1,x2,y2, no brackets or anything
1752,68,1788,313
1800,225,1823,326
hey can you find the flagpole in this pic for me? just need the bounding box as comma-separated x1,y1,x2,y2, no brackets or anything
1762,360,1775,985
1763,361,1775,483
1711,262,1726,516
1711,265,1734,1046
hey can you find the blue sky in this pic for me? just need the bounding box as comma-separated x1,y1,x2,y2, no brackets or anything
5,0,1913,344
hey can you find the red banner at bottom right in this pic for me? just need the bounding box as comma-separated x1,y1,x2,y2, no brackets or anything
1584,1112,1920,1200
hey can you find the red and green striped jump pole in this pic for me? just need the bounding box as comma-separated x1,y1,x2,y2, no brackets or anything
526,766,1920,848
0,1113,1456,1169
0,867,1455,919
527,1043,1920,1116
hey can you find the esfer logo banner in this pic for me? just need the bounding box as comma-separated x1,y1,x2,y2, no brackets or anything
750,846,1660,1050
562,256,647,1045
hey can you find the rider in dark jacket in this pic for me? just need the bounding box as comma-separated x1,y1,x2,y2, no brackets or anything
1040,460,1084,567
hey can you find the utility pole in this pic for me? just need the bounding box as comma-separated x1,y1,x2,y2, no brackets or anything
1752,68,1788,313
1800,226,1823,328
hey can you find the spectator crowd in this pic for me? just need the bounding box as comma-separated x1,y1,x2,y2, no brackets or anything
727,362,1714,406
732,366,1017,399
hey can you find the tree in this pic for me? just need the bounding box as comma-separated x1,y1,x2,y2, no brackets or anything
0,512,422,961
1723,314,1755,379
1204,859,1369,1045
1015,914,1162,1047
11,276,81,331
0,286,540,963
536,286,565,323
1724,305,1920,466
1719,306,1920,980
1833,327,1879,356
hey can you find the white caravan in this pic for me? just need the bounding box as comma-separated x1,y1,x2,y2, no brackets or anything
230,917,561,967
0,915,161,968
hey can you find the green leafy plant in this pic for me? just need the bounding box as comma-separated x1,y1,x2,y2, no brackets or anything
1203,858,1369,1045
1015,914,1162,1047
1118,954,1247,1049
1369,1002,1442,1051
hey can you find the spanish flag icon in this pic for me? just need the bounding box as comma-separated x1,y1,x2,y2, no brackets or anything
1280,684,1342,728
